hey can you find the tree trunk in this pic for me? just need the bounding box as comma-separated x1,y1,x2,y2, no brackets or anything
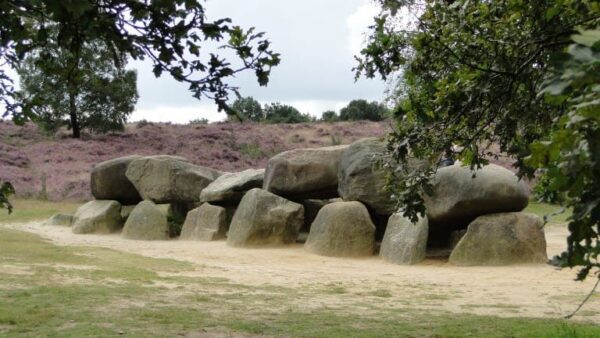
67,42,82,139
69,91,80,138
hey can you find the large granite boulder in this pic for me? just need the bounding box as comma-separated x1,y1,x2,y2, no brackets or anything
200,169,264,204
305,201,375,257
424,164,529,245
91,155,142,204
125,155,222,205
44,213,73,227
337,138,393,215
449,212,547,266
380,214,428,265
180,203,228,241
227,188,304,247
72,200,122,234
122,201,169,240
263,145,348,199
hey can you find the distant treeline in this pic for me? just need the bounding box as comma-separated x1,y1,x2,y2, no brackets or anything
228,97,389,124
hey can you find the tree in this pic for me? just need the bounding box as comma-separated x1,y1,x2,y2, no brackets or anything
0,0,279,210
356,1,599,280
1,1,279,119
229,96,264,122
534,30,600,282
263,103,311,124
320,110,339,122
0,182,15,214
18,34,138,137
339,99,388,121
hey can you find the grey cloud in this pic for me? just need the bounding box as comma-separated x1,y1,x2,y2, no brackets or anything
134,0,385,110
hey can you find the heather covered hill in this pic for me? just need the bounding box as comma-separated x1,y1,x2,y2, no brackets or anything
0,120,389,201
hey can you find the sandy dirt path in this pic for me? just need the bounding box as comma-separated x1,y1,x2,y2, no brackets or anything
3,222,599,322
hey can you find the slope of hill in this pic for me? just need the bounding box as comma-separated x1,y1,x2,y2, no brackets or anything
0,120,389,201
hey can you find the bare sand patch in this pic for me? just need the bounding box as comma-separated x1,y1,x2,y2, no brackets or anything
0,264,35,276
4,222,599,322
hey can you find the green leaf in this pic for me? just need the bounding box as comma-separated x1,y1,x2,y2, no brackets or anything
572,30,600,47
568,45,594,62
541,80,570,95
545,7,560,21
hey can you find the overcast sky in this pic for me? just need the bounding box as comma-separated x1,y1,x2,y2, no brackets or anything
131,0,386,123
1,1,386,123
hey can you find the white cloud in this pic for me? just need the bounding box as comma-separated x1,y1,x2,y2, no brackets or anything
131,105,223,124
4,1,388,123
130,99,351,124
346,1,380,57
283,100,348,116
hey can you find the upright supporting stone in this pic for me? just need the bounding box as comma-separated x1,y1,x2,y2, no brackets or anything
180,203,228,241
449,212,547,266
72,200,122,234
227,188,304,247
380,213,428,265
305,201,375,257
122,201,169,240
44,213,73,227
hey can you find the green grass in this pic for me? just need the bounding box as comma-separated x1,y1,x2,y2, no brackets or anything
368,289,393,298
1,227,599,337
524,201,572,224
0,198,81,224
234,142,267,159
322,283,347,294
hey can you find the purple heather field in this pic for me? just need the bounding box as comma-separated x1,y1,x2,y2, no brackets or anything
0,120,390,201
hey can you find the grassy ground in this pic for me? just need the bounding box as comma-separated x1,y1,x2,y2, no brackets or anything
0,199,591,337
1,227,599,337
0,199,80,224
524,201,572,224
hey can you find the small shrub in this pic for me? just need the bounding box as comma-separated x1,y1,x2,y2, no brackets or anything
168,206,187,238
330,134,342,146
321,110,339,122
189,118,209,125
229,96,264,122
339,99,389,121
37,174,48,201
169,221,183,238
136,119,152,129
369,289,392,298
289,134,305,143
263,103,311,124
235,143,266,160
